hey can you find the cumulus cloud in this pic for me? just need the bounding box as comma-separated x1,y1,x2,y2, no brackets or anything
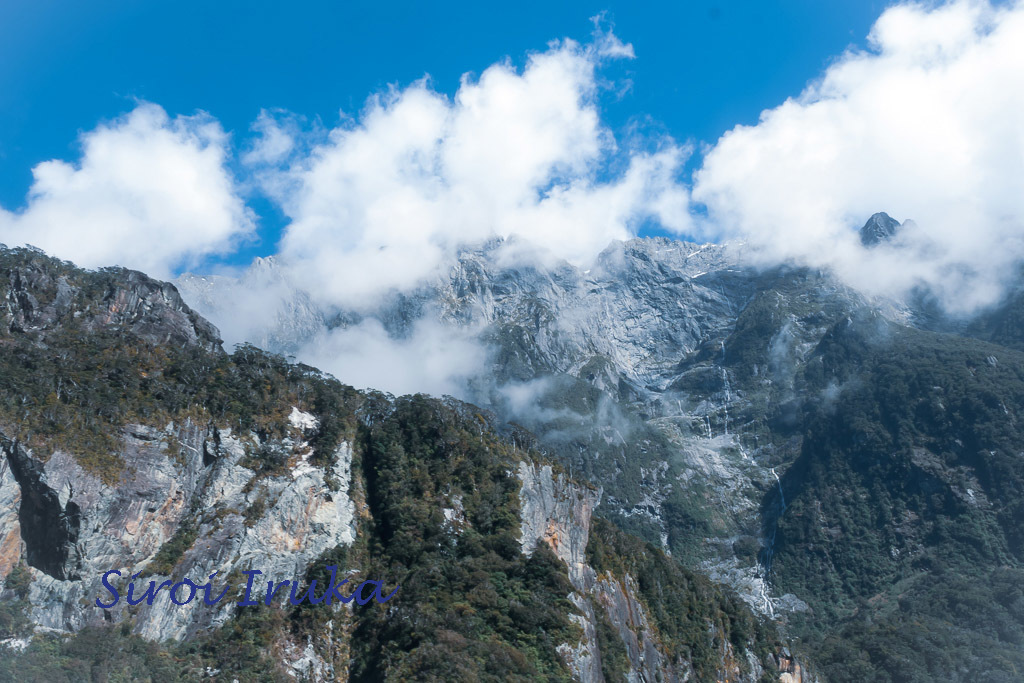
0,104,253,278
252,29,692,309
693,0,1024,313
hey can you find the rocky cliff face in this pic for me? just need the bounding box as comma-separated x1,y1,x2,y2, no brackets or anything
0,415,355,643
8,248,220,351
518,460,797,683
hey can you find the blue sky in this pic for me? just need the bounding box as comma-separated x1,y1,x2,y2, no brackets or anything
0,0,885,261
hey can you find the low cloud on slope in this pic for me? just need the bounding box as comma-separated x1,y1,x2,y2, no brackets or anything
694,0,1024,313
300,318,488,397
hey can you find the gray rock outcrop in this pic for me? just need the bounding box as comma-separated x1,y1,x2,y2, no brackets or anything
0,414,355,642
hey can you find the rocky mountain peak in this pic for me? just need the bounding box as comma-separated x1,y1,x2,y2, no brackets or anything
1,247,222,351
859,211,901,246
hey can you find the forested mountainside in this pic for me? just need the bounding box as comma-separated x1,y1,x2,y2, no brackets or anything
175,219,1024,682
0,246,795,681
770,317,1024,682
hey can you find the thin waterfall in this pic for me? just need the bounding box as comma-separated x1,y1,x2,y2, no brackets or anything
771,467,786,513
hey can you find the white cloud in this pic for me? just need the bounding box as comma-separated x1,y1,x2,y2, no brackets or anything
243,110,299,166
254,31,692,309
297,317,488,397
693,0,1024,314
0,103,253,278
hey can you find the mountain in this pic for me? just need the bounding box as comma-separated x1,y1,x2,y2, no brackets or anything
179,238,878,600
858,212,901,246
0,246,799,681
175,233,1024,681
770,314,1024,681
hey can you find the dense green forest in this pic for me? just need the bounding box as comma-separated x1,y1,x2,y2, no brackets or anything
770,315,1024,682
